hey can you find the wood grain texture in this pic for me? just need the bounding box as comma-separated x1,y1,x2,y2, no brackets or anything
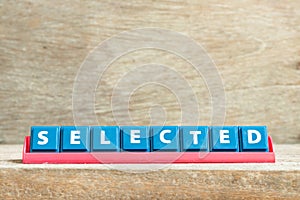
0,144,299,199
0,0,300,144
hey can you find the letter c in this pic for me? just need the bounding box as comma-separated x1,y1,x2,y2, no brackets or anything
160,130,171,144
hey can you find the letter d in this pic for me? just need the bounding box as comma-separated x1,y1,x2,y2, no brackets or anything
248,130,261,144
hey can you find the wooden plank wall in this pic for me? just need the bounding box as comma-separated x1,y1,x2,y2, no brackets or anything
0,0,299,144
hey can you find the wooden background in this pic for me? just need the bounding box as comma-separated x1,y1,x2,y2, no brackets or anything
1,0,299,144
0,1,299,199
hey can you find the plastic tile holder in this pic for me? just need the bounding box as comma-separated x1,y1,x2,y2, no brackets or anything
22,136,275,164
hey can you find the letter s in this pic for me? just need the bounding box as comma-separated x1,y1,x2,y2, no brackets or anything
37,131,48,145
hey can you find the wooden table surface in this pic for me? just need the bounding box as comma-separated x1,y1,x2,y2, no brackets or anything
0,144,299,199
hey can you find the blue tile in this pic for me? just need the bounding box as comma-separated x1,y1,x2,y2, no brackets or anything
30,126,60,152
240,126,268,152
121,126,150,151
211,126,239,152
181,126,209,151
152,126,179,151
91,126,120,151
61,126,90,152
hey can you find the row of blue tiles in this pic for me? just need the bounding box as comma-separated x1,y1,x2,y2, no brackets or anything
30,126,269,152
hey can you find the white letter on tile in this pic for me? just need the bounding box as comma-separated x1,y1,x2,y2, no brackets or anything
190,131,201,145
160,130,171,144
131,130,141,144
220,130,230,144
37,131,48,145
100,130,110,144
70,130,81,144
248,130,261,144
